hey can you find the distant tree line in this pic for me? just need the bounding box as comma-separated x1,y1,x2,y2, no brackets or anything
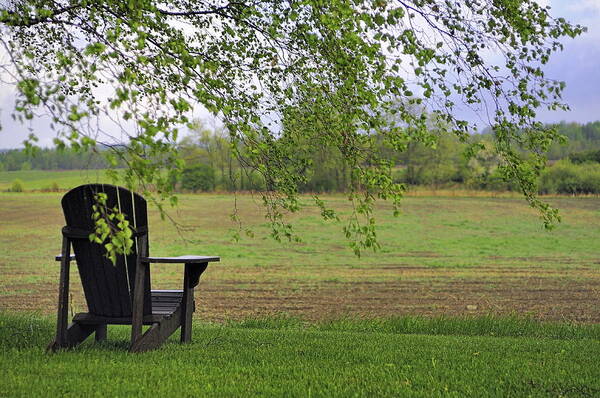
3,120,600,195
0,147,112,171
174,120,600,195
547,121,600,160
175,121,267,192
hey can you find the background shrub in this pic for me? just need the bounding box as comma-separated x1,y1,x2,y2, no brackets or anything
180,164,216,192
539,160,600,194
9,179,24,192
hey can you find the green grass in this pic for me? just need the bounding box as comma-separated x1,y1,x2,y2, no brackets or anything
0,169,112,191
234,314,600,340
1,312,599,397
2,191,598,274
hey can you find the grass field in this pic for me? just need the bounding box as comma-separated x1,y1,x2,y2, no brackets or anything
1,188,599,322
1,170,600,396
2,312,600,397
0,169,110,191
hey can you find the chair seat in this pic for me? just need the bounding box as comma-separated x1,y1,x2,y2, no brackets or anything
151,289,185,315
72,290,187,325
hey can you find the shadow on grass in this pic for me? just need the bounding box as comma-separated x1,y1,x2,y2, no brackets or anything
0,312,182,353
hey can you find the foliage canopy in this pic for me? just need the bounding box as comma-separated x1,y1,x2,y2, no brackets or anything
0,0,585,254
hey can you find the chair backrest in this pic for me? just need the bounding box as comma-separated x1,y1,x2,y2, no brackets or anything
61,184,151,318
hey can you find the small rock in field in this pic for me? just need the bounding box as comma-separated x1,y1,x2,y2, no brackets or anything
466,305,478,311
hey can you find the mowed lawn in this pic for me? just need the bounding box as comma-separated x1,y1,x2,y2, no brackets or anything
1,312,600,397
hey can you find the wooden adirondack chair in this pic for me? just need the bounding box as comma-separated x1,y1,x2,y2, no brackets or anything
47,184,219,353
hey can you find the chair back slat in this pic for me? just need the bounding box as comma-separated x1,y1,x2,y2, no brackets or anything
61,184,151,317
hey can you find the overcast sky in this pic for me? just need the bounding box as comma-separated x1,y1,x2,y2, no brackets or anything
0,0,599,149
534,0,600,123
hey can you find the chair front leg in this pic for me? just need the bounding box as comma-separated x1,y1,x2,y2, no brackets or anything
131,234,150,347
131,261,148,345
181,262,208,343
95,324,107,341
48,237,71,351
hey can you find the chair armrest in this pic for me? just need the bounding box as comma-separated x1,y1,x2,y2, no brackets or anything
55,254,76,262
56,254,219,263
140,255,220,264
142,255,219,291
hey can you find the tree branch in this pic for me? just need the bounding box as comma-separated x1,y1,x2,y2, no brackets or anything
155,4,233,17
0,4,81,27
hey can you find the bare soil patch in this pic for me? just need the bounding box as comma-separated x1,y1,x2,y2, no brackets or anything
198,275,600,323
3,265,599,324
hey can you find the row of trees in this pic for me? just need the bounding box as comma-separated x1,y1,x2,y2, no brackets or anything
176,121,267,192
547,122,600,160
539,161,600,195
3,120,600,195
174,121,600,195
0,147,111,171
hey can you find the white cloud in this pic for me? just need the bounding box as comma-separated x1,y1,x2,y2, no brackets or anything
567,0,600,13
535,0,551,8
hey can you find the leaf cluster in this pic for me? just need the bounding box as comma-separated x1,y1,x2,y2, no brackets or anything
89,192,134,264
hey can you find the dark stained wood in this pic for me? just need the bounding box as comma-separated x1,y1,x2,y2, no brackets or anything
61,184,152,318
55,254,76,262
73,290,185,326
73,313,167,325
49,184,219,352
95,324,107,342
130,235,148,345
129,323,161,353
158,306,185,341
116,185,151,317
109,186,136,317
130,305,184,353
181,264,193,343
48,322,96,351
189,263,208,288
152,290,184,299
141,255,220,263
62,185,103,315
181,262,208,343
52,236,71,350
65,323,97,348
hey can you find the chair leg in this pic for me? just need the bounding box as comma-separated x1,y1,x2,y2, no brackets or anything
180,270,193,343
131,238,149,346
48,322,96,351
130,323,161,353
48,237,72,352
95,324,107,342
129,306,185,353
181,263,195,343
181,262,207,343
